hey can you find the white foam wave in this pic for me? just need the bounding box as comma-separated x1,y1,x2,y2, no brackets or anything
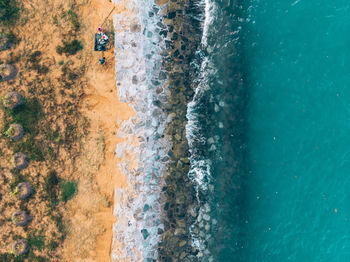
111,0,170,260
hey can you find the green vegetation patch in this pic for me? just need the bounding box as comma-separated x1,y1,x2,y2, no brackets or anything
60,180,77,202
43,171,59,206
2,98,57,161
68,9,80,31
27,231,45,251
56,40,83,56
3,97,43,134
0,0,19,24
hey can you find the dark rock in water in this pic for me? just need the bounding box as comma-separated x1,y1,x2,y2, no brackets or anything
159,30,167,37
167,150,175,158
157,22,166,29
143,204,150,212
151,80,160,86
153,100,161,107
12,210,30,226
5,124,24,140
158,228,164,234
159,71,167,80
132,75,138,84
168,12,176,19
2,91,22,109
15,182,32,199
141,229,149,239
12,239,29,256
12,152,29,170
171,33,178,41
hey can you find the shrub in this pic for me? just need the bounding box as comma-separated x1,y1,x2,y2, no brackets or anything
43,171,59,206
0,0,19,24
60,180,77,202
68,9,80,31
56,40,83,56
27,231,45,251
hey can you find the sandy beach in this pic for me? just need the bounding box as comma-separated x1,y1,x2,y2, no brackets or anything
0,0,137,260
62,0,137,261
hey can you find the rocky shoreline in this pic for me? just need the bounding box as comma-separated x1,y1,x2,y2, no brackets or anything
157,0,204,260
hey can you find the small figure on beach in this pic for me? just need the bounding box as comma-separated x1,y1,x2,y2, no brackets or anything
99,57,106,65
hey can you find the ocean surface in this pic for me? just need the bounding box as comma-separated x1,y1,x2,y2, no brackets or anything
113,0,350,260
187,0,350,261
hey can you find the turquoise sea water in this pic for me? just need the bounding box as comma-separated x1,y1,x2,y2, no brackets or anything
187,0,350,261
241,0,350,261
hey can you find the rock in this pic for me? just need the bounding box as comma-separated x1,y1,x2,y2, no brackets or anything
174,228,186,235
175,194,185,204
179,240,187,247
203,214,210,221
2,92,22,109
130,23,141,32
12,210,30,226
5,124,24,140
14,182,32,199
143,204,150,212
12,153,29,170
12,239,29,256
179,251,186,259
141,229,149,239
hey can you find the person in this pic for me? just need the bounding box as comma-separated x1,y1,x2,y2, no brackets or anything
99,57,106,65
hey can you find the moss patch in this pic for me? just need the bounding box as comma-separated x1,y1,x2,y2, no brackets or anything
60,180,77,202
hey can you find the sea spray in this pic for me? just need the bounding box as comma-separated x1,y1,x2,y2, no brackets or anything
156,0,205,261
185,0,248,259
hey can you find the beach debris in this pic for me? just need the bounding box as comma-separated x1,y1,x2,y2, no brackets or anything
12,210,30,226
5,123,24,140
2,91,23,109
99,56,106,65
12,239,29,256
13,182,32,199
0,63,17,81
12,152,29,170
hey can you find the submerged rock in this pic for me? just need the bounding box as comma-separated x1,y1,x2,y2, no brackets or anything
5,124,24,140
12,152,29,170
2,92,22,109
12,239,29,256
